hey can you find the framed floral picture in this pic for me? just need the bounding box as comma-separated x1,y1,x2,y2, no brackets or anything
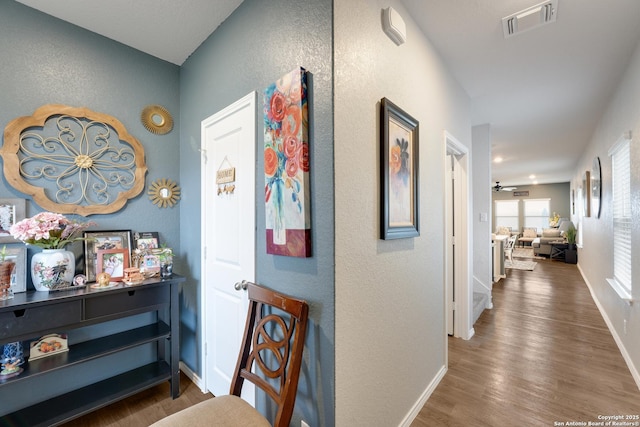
263,67,311,257
380,98,419,240
0,199,26,243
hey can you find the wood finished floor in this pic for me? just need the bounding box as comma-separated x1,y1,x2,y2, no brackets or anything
63,372,213,426
412,256,640,426
63,257,640,426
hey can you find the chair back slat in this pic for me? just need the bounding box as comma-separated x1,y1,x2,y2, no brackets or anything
229,282,309,427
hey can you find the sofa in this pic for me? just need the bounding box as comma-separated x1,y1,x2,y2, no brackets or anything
532,228,565,256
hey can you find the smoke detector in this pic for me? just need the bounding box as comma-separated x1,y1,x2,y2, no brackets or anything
502,0,558,38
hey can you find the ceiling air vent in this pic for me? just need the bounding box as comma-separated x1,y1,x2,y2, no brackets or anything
502,0,558,38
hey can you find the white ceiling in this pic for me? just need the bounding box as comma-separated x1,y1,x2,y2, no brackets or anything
16,0,244,65
16,0,640,187
404,0,640,186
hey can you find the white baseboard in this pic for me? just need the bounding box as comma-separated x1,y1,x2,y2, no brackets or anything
179,361,208,393
399,364,447,427
577,265,640,390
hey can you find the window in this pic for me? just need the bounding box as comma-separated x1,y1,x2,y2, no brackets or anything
523,199,550,232
494,200,519,231
607,133,632,300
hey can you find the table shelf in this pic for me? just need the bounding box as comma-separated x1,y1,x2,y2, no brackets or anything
0,275,183,425
1,362,171,427
0,321,170,386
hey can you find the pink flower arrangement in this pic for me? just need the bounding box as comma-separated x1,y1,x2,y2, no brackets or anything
9,212,95,249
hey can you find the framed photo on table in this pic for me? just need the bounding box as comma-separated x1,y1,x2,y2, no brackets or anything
84,230,132,282
0,198,26,243
380,98,420,240
134,231,159,250
4,246,26,293
96,249,129,282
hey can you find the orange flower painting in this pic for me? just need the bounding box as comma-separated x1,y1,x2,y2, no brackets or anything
381,98,419,240
263,67,311,257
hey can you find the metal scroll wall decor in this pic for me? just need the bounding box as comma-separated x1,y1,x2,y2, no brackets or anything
1,104,148,216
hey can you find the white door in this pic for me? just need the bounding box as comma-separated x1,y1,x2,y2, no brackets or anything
445,131,472,339
201,92,256,403
445,154,455,335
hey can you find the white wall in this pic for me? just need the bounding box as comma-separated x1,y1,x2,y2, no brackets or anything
473,124,493,291
573,38,640,386
334,0,472,424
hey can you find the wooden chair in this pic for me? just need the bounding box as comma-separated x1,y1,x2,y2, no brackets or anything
151,281,309,427
504,235,517,263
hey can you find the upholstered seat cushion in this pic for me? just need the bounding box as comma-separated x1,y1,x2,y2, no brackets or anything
496,226,512,236
150,395,271,427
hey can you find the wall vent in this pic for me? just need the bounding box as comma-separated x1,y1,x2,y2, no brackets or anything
502,0,558,38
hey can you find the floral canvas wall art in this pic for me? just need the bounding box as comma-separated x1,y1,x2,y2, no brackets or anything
264,67,311,257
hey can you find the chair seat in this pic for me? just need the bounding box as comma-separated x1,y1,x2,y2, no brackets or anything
150,395,271,427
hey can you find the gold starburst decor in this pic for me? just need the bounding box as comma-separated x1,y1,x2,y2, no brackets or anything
1,104,148,216
141,105,173,135
148,178,181,208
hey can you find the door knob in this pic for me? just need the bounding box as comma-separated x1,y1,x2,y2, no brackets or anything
234,280,248,291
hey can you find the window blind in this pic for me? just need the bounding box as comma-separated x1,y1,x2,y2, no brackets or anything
524,199,550,231
610,137,631,294
495,200,519,230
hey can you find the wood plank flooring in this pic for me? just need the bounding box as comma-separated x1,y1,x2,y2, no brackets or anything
412,257,640,426
63,372,213,426
63,256,640,426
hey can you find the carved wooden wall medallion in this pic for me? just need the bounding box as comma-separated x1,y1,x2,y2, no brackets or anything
1,104,148,216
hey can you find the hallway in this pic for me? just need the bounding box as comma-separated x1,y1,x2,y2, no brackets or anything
412,257,640,426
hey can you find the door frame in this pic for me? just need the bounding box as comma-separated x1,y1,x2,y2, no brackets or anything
444,131,473,341
199,92,257,392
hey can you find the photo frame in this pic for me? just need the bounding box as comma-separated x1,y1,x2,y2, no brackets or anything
582,170,591,218
0,199,26,243
142,253,161,274
4,246,26,293
96,248,129,282
380,97,419,240
591,157,602,219
134,231,159,250
83,230,132,282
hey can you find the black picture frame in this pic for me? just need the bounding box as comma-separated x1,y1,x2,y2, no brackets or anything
133,231,160,250
591,157,602,219
380,98,419,240
83,230,132,282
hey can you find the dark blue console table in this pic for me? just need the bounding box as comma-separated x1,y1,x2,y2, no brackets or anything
0,274,183,426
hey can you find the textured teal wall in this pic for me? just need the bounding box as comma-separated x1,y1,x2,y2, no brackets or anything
179,0,334,425
0,1,181,253
0,0,180,414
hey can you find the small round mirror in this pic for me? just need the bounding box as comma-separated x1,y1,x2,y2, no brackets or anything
148,178,181,208
151,113,165,126
141,105,174,135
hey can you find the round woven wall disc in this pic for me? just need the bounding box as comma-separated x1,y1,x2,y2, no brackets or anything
141,105,173,135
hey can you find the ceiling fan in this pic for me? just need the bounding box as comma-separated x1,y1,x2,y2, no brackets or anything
493,181,517,192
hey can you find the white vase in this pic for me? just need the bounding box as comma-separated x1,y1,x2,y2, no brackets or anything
31,248,75,291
